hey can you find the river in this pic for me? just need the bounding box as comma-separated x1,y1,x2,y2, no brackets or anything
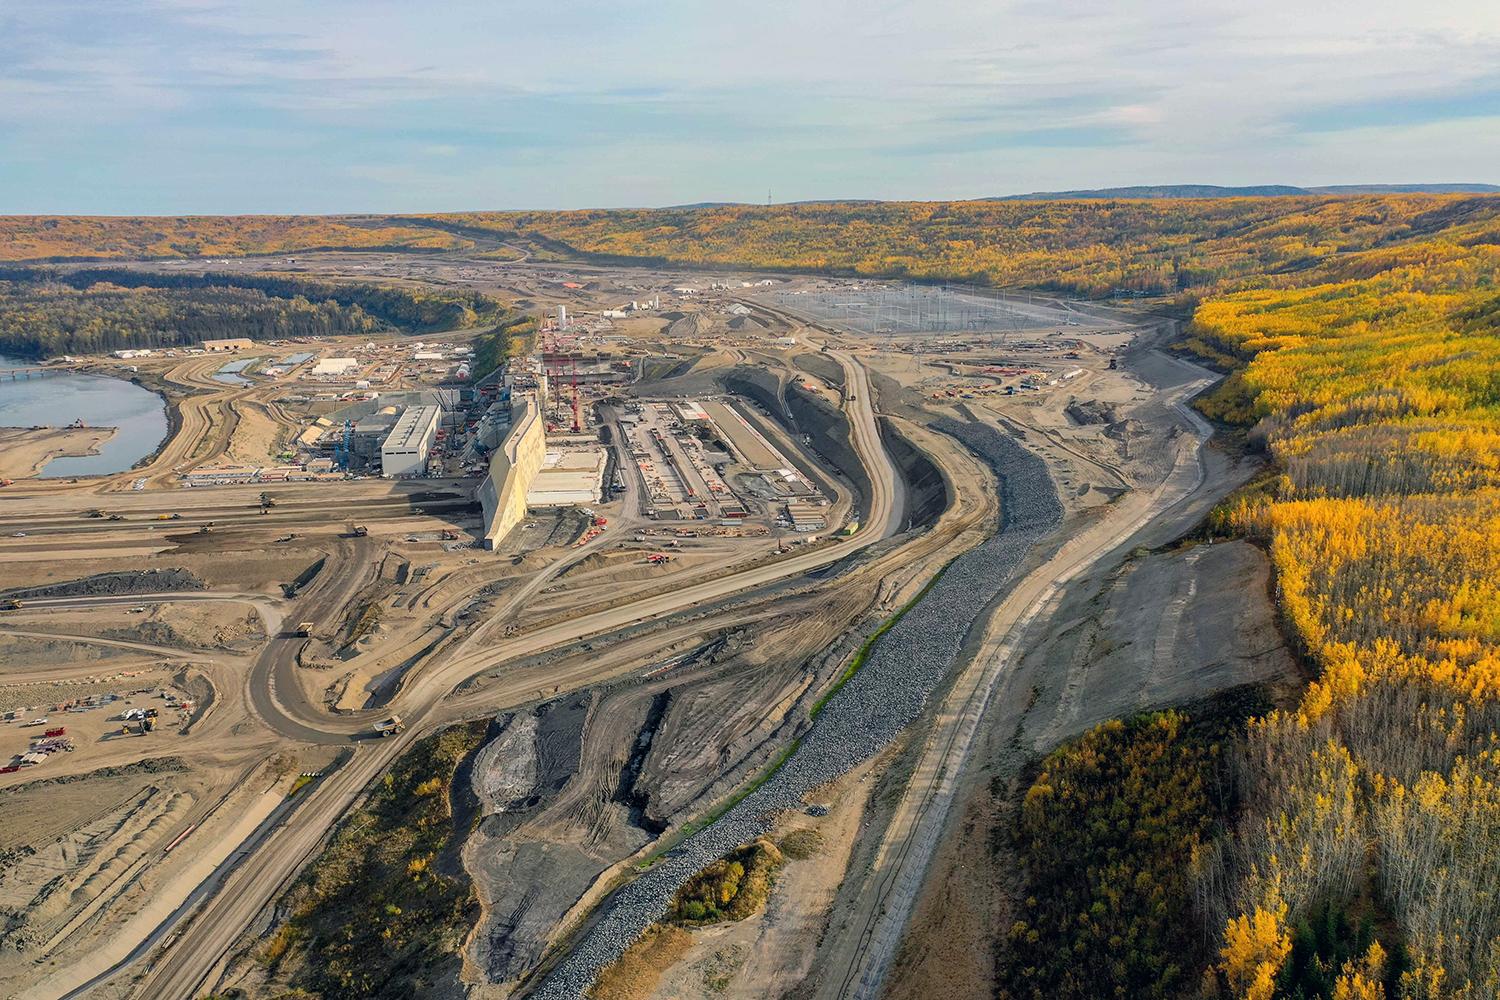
0,354,170,478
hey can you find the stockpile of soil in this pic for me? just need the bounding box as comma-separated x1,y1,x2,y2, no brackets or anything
2,569,204,600
1064,399,1119,425
783,382,870,521
792,351,845,389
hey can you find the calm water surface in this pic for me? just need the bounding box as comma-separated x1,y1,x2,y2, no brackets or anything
0,354,170,477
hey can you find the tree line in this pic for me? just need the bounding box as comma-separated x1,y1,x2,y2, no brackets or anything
0,267,514,358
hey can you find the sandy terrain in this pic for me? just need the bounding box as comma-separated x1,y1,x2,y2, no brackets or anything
0,426,116,479
0,627,210,790
11,766,290,1000
222,399,288,468
2,602,265,653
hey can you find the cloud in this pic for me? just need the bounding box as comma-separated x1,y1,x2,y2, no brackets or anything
0,0,1496,211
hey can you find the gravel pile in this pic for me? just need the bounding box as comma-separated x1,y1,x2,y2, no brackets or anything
2,568,205,600
531,419,1062,999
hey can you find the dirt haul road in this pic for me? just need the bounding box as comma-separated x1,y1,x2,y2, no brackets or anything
828,355,1220,1000
116,348,906,1000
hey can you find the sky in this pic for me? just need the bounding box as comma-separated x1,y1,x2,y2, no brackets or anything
2,0,1498,214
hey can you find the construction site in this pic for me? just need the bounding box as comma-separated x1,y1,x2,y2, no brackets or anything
0,240,1282,1000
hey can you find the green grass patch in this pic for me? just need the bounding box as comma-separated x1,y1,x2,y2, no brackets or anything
778,828,824,860
649,739,802,864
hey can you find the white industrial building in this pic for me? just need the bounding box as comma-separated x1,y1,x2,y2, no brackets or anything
380,405,441,477
311,357,359,377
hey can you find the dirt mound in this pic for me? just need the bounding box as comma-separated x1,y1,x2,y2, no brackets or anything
104,603,264,650
792,351,845,389
1065,399,1120,425
0,757,188,796
1105,418,1149,440
558,548,655,578
665,314,701,339
3,569,204,600
0,634,132,669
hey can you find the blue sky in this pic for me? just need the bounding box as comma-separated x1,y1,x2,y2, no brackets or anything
2,0,1497,213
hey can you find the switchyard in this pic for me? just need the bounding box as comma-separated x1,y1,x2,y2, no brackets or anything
772,283,1049,336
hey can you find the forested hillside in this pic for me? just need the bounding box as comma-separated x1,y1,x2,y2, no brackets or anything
0,268,509,357
436,195,1500,300
1190,222,1500,1000
0,215,467,262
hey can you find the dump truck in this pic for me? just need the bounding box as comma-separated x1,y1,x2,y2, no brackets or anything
348,523,369,538
293,621,314,638
0,599,22,611
373,716,405,737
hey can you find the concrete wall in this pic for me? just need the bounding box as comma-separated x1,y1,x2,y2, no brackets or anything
479,393,546,550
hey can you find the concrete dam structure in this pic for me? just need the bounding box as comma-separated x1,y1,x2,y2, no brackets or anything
479,392,546,550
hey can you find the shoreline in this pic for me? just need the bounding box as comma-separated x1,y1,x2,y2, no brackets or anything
0,425,119,479
118,367,184,476
0,360,175,481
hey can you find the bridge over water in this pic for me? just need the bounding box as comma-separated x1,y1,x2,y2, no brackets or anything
0,366,66,381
